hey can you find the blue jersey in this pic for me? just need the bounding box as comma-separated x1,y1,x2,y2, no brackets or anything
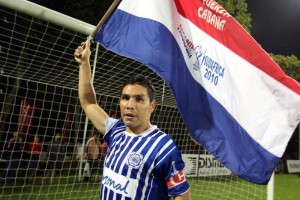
100,118,189,200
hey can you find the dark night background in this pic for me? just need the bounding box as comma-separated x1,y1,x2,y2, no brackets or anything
246,0,300,58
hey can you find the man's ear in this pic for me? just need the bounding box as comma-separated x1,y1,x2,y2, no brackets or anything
150,100,156,113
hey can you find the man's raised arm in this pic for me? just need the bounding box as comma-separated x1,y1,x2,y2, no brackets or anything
74,39,109,135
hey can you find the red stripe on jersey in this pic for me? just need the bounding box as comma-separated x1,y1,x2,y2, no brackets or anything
166,171,186,188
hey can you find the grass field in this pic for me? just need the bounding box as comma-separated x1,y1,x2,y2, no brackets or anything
0,174,299,200
274,174,300,200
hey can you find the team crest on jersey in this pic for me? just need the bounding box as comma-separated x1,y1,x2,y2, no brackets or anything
127,152,144,169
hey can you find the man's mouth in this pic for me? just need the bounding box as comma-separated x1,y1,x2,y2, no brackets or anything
124,113,135,120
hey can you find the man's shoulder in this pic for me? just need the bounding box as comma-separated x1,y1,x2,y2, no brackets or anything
107,119,126,135
152,129,173,140
111,119,125,129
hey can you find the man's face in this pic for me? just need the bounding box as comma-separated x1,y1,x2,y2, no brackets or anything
120,84,156,134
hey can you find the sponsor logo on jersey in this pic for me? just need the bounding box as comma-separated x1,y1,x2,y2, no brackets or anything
102,167,138,198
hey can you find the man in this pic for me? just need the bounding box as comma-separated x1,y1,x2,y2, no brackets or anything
43,133,65,184
84,132,102,182
3,131,23,184
74,39,191,200
26,135,42,184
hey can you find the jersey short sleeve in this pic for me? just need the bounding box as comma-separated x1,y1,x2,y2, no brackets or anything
155,145,190,196
105,118,119,132
104,118,124,146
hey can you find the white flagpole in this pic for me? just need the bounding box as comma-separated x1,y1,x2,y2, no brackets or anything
267,172,275,200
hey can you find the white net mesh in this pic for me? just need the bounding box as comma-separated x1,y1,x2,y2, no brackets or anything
0,1,267,200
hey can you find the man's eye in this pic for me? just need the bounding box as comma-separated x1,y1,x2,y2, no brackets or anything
136,97,143,102
121,96,129,100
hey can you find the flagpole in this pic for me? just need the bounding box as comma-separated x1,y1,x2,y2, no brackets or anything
90,0,121,38
267,172,274,200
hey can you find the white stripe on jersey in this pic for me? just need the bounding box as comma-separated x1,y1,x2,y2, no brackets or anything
117,136,143,174
140,139,174,199
155,145,176,167
126,135,157,176
109,136,134,170
117,133,159,200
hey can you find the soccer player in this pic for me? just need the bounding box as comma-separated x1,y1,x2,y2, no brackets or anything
74,39,191,200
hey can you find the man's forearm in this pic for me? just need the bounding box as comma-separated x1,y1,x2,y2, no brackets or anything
173,190,191,200
78,61,97,108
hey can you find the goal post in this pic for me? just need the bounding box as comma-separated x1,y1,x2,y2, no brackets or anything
0,0,269,199
0,0,94,36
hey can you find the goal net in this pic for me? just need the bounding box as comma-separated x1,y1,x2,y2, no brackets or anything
0,0,267,199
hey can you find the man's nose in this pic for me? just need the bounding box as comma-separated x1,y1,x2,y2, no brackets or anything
126,98,135,109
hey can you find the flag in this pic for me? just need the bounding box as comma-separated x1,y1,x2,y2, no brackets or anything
94,0,300,184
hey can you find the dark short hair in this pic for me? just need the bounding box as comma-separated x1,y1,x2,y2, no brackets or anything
120,75,156,102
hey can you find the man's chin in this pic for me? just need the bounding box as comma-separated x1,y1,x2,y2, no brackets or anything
124,121,139,130
123,120,134,127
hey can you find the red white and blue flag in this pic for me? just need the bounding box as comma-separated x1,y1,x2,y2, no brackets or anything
94,0,300,184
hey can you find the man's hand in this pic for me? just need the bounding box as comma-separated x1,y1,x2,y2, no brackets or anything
74,39,91,65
